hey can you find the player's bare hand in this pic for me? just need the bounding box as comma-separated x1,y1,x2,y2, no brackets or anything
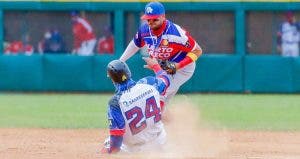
143,57,159,69
100,147,110,154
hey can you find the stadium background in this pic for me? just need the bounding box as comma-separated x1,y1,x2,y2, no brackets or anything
1,0,300,93
1,1,300,159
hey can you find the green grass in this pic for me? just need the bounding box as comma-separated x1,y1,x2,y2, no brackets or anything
0,94,110,128
185,94,300,130
1,93,300,130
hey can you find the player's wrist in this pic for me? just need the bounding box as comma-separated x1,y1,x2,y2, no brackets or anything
152,64,162,73
175,63,179,70
178,52,199,69
178,56,193,69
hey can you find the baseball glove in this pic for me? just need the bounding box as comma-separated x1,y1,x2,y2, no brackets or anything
158,59,177,75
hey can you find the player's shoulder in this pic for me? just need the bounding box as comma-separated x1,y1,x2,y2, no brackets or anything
282,21,293,28
167,20,177,27
137,76,157,85
166,20,186,36
138,22,150,33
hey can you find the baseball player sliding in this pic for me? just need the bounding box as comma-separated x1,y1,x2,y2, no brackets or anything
101,58,170,153
120,1,202,110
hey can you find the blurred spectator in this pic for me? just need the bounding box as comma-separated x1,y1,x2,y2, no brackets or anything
3,41,9,52
38,29,66,54
71,11,96,56
97,25,114,54
4,34,34,55
277,11,300,57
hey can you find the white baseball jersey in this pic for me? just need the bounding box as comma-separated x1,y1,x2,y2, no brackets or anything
119,84,165,148
279,22,300,57
134,20,198,103
108,74,170,153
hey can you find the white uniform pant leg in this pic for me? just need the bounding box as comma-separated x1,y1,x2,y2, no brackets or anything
282,43,299,57
78,39,96,56
161,62,196,104
123,129,167,153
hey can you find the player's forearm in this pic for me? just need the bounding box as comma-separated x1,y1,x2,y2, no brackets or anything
119,40,140,62
143,57,170,93
151,63,163,74
177,43,202,69
145,61,164,77
151,64,170,94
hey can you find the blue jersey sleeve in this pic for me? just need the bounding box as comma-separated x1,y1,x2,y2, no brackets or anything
133,23,148,48
133,29,144,47
137,72,170,95
108,94,125,134
107,94,125,152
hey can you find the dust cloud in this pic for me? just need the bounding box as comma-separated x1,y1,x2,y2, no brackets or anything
160,96,229,158
111,96,229,159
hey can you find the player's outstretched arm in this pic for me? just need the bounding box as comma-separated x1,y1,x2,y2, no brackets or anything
101,96,125,154
119,40,140,62
142,57,170,94
143,57,161,73
101,135,123,154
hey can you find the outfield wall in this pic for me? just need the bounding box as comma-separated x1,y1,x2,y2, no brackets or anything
1,1,300,93
1,54,300,93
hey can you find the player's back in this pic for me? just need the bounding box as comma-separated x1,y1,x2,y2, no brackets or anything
119,83,164,146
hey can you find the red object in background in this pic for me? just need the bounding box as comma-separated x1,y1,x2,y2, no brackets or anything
72,17,96,50
4,41,23,54
23,44,34,54
4,41,34,55
97,36,114,54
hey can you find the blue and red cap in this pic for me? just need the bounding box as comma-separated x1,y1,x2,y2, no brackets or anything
141,1,165,20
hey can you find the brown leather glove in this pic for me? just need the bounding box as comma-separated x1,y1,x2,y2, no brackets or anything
158,59,177,75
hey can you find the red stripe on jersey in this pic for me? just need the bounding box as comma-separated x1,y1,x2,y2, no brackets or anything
167,35,196,53
110,129,125,136
160,34,196,61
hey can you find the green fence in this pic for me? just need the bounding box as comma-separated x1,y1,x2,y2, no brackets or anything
245,56,300,93
0,54,159,92
1,54,300,93
182,55,243,93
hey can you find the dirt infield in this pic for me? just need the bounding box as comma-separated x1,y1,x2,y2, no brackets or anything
1,129,300,159
1,102,300,159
